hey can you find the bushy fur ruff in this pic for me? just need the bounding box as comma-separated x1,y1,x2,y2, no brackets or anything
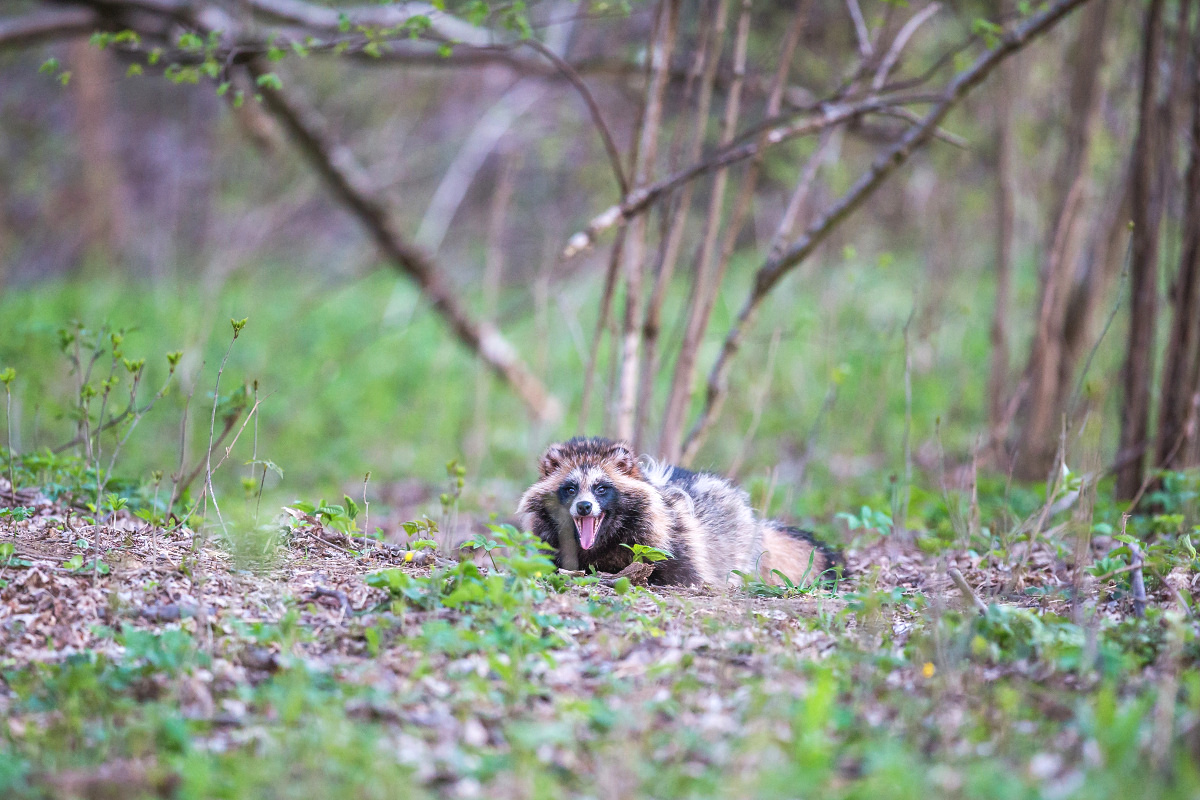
517,437,842,587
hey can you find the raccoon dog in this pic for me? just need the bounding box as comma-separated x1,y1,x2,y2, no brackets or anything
517,437,842,587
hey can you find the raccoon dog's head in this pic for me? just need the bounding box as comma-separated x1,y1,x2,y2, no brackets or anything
522,437,643,551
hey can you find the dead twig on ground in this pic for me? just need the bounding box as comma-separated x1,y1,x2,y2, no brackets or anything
1127,516,1147,619
308,586,352,615
949,567,989,615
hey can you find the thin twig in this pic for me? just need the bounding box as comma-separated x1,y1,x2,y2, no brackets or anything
308,586,351,616
522,36,627,195
1127,518,1147,619
846,0,874,59
949,567,989,615
768,128,839,260
872,3,941,91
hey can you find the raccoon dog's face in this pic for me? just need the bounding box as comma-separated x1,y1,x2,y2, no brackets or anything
555,469,621,549
527,438,643,552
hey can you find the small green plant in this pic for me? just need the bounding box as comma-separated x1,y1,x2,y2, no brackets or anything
61,553,110,575
0,540,32,589
836,505,893,536
621,543,673,563
733,549,843,598
291,497,360,534
438,459,467,547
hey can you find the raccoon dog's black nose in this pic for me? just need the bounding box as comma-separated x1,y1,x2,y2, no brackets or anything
575,500,593,515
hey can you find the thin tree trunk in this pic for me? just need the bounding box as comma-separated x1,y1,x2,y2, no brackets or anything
665,0,806,463
1156,17,1200,471
1014,0,1109,480
658,0,753,462
69,37,128,267
1116,0,1166,499
634,1,723,451
615,0,681,446
580,230,625,431
987,35,1015,464
468,150,519,469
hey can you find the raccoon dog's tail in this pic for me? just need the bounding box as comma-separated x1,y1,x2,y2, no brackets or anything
759,525,846,586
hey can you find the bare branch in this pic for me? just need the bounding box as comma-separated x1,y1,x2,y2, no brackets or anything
522,36,628,195
416,82,546,253
873,3,941,91
561,92,936,260
237,0,494,46
768,128,839,260
874,106,968,147
246,58,558,420
58,0,559,419
0,8,101,49
846,0,874,59
949,567,989,615
680,0,1099,459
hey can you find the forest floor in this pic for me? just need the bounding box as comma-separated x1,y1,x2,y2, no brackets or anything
4,483,1199,799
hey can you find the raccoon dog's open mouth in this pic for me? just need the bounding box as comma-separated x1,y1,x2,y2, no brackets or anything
572,513,605,550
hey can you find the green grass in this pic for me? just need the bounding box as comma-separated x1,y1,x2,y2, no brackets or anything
0,243,1126,521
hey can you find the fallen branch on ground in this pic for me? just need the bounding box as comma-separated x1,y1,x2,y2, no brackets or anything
949,567,988,615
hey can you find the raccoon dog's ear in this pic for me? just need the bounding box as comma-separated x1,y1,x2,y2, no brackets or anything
538,443,567,477
605,440,640,477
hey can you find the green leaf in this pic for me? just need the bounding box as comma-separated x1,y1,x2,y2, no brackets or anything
255,73,283,91
247,459,284,478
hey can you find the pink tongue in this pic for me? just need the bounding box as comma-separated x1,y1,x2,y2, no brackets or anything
578,516,597,549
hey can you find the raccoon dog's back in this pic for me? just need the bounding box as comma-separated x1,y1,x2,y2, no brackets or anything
517,437,841,587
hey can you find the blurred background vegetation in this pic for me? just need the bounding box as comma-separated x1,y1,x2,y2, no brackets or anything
0,0,1195,533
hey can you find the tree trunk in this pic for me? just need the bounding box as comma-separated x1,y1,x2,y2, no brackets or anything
1116,0,1166,499
69,37,128,268
1156,17,1200,472
1013,0,1109,480
614,0,680,446
986,35,1015,463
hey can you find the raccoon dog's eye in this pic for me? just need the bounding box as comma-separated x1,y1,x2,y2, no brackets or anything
563,486,576,496
595,485,608,496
